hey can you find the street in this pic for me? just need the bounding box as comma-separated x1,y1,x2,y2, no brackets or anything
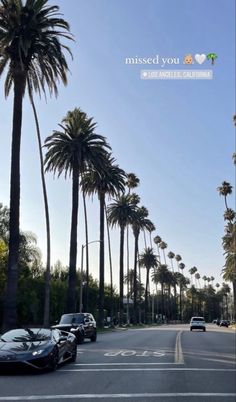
0,324,235,401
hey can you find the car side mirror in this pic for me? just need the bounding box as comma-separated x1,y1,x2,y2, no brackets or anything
84,318,90,324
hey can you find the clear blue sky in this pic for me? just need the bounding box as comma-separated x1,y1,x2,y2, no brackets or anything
0,0,235,290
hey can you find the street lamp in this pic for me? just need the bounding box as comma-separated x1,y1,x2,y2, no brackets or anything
79,240,100,313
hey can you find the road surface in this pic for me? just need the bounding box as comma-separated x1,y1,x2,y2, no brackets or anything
0,324,235,401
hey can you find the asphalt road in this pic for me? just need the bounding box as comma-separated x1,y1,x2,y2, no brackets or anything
0,324,235,401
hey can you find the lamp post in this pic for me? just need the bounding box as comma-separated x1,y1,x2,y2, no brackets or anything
79,240,100,313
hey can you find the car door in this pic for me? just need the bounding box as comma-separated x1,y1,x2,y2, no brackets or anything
52,329,67,362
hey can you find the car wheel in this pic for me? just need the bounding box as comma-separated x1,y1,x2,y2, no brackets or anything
70,346,77,362
49,348,59,371
90,331,97,342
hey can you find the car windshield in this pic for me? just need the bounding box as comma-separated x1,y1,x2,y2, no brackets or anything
1,329,51,342
191,317,204,322
60,314,84,324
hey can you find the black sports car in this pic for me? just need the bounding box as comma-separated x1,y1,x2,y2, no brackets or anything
0,328,77,371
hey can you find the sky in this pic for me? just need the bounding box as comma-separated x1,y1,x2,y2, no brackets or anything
0,0,235,292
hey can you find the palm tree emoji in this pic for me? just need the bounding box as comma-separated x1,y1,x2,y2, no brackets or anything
207,53,218,65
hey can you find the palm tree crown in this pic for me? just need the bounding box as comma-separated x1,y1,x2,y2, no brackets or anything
44,108,110,176
0,0,73,97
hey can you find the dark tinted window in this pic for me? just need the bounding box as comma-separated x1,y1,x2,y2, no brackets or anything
60,314,84,324
1,329,51,342
191,317,204,322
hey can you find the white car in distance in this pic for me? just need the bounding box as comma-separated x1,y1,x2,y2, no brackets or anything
190,316,206,332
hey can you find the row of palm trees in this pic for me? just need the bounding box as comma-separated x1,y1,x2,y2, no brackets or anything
1,0,230,330
217,120,236,320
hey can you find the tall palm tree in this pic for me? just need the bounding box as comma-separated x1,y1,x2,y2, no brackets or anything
217,181,233,210
175,272,189,322
107,194,137,324
152,264,169,322
44,108,110,312
147,223,156,248
202,275,207,287
1,0,73,330
195,272,201,289
29,96,51,327
81,155,126,327
167,251,175,272
139,247,158,323
175,254,182,271
131,207,154,324
154,235,162,263
159,241,168,264
189,266,197,285
125,173,140,324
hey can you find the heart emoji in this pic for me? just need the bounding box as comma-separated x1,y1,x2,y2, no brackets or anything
195,54,206,64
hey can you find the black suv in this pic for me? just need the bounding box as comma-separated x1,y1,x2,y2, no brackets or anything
52,313,97,344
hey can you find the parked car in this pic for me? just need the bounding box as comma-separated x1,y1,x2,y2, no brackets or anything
52,313,97,343
190,316,206,332
0,328,77,371
219,320,229,327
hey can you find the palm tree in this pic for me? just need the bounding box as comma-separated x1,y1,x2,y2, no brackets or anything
175,254,182,271
125,173,140,324
159,241,168,264
30,97,51,327
131,207,154,324
44,108,110,312
107,194,137,324
175,272,189,322
189,266,197,285
217,181,233,210
139,247,158,323
167,251,175,272
1,0,73,330
81,155,126,327
195,272,201,289
152,264,169,322
153,236,162,262
202,275,207,287
224,209,236,222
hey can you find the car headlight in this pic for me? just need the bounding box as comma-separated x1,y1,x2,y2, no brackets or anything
32,349,44,356
70,328,77,332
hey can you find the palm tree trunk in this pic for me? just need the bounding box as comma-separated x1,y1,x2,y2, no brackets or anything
82,190,89,312
105,203,114,323
3,76,25,331
30,95,51,328
98,192,105,328
143,231,147,248
133,232,139,324
179,286,182,322
161,283,164,322
67,165,79,313
145,267,150,324
119,226,125,325
126,226,130,324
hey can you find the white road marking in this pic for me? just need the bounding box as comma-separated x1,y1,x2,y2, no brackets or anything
60,368,236,372
0,393,236,400
104,350,165,357
72,362,182,366
175,331,184,364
